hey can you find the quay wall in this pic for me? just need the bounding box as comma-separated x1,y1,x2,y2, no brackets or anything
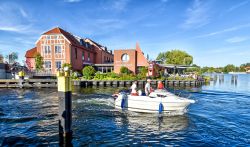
0,79,205,88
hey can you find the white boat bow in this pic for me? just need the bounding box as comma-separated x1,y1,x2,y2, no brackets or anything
114,89,195,114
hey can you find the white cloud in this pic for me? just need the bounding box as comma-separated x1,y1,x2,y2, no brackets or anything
0,3,35,34
95,19,126,29
227,0,250,12
226,36,248,43
181,0,210,29
112,0,130,11
102,0,130,12
19,8,28,18
195,23,250,38
0,25,32,33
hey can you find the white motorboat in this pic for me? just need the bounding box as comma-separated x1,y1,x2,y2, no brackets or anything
114,89,195,114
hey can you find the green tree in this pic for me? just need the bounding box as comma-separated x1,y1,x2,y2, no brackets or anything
62,63,72,70
5,52,18,64
239,63,250,72
223,64,236,73
156,50,193,65
183,57,193,65
156,52,166,63
120,66,131,74
35,53,44,71
138,66,148,76
82,66,96,79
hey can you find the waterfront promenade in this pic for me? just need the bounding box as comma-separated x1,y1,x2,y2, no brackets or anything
0,79,205,88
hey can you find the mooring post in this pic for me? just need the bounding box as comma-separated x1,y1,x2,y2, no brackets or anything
18,70,25,88
57,69,72,146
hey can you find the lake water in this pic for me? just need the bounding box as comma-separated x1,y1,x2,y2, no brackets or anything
0,74,249,146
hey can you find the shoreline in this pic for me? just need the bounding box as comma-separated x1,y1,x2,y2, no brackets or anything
0,79,205,88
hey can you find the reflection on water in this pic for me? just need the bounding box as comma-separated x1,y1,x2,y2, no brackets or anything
0,74,250,146
116,113,189,132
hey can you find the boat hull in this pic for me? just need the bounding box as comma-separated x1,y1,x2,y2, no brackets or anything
115,93,195,114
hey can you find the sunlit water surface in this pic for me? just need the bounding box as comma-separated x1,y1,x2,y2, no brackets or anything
0,74,249,146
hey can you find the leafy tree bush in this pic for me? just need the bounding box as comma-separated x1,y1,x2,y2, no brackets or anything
167,76,194,81
119,74,137,80
35,53,44,71
137,66,148,79
156,50,193,65
94,72,128,80
5,52,18,64
82,66,96,79
120,66,131,74
240,63,250,72
94,72,107,80
62,63,72,70
223,64,236,73
107,72,119,79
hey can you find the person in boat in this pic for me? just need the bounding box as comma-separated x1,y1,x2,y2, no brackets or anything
157,81,164,89
145,79,153,96
130,81,138,96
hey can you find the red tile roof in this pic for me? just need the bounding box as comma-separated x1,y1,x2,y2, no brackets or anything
25,47,37,58
43,27,81,46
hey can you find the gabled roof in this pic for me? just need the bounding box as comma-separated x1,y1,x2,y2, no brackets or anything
85,38,112,54
25,47,37,58
43,27,81,46
85,38,103,48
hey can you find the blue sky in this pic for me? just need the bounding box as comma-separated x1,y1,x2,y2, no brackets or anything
0,0,250,67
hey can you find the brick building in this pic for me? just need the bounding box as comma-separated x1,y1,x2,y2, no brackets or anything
114,43,149,74
25,27,113,73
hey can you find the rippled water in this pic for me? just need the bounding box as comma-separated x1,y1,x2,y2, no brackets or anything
0,74,249,146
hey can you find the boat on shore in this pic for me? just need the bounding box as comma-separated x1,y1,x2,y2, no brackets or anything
114,89,195,114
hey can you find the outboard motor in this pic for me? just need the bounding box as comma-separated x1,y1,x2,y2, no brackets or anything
158,102,164,114
120,93,128,109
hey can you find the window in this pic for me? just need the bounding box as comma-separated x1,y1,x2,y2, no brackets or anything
121,54,129,62
54,35,58,39
44,61,51,69
82,51,85,61
75,48,77,59
88,53,90,61
80,39,84,46
46,35,50,40
55,61,62,69
55,45,62,53
85,43,89,48
43,46,51,54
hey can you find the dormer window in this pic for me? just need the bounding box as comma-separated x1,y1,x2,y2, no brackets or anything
85,43,89,48
80,39,84,46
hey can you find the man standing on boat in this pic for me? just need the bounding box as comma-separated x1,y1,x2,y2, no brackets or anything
145,79,152,96
130,81,138,96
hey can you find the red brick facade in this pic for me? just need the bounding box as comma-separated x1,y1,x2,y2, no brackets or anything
25,27,113,73
114,43,149,74
25,47,37,70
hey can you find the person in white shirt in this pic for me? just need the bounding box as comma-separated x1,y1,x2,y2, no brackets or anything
130,81,138,96
145,79,151,96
